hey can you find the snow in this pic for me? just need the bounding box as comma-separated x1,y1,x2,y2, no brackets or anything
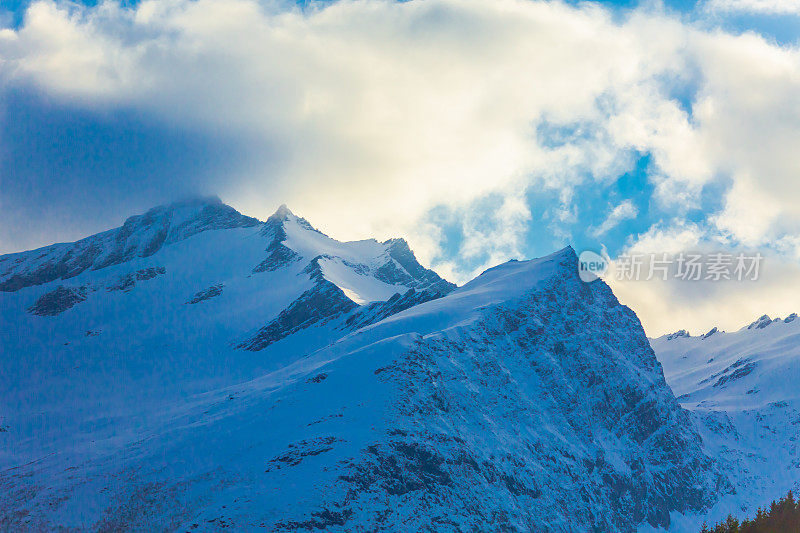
0,201,452,472
336,249,574,349
317,256,401,304
0,200,728,530
650,316,800,530
655,317,800,410
281,210,388,270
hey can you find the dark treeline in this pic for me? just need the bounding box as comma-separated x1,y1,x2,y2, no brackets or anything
702,491,800,532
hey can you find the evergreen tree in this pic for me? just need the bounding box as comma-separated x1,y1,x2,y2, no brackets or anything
703,490,800,532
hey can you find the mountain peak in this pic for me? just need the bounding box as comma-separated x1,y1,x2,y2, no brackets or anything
0,197,259,292
747,314,778,330
262,204,322,238
3,234,723,530
665,329,691,340
270,204,294,220
561,244,577,256
131,195,224,217
382,237,409,248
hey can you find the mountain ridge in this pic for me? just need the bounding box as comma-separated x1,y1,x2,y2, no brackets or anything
1,200,729,531
651,315,800,529
659,312,799,341
0,196,260,292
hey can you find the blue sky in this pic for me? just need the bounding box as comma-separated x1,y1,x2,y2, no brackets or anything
6,0,798,40
1,0,799,333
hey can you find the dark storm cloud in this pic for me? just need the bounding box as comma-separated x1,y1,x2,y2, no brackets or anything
0,87,257,252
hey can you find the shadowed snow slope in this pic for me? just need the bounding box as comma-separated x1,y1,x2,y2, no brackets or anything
651,316,800,530
1,200,723,531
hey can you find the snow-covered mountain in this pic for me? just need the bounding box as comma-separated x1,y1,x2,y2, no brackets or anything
1,198,725,531
651,315,800,529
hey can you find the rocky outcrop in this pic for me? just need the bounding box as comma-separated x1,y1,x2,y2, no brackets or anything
28,286,87,316
666,329,690,340
377,238,456,296
238,280,357,351
186,283,224,304
107,267,166,292
747,314,777,330
343,288,446,331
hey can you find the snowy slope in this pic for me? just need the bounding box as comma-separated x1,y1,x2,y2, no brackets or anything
651,316,800,529
1,201,724,531
0,198,453,467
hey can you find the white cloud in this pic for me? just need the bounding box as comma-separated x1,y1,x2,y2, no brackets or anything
1,0,799,333
610,251,800,336
609,223,800,336
705,0,800,15
0,0,686,253
591,200,639,237
624,222,705,256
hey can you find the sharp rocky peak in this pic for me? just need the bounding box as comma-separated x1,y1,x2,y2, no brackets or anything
662,311,799,341
262,204,321,236
746,313,798,330
665,329,691,340
271,203,293,220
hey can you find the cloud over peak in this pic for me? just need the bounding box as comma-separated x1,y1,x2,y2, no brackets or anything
1,0,799,334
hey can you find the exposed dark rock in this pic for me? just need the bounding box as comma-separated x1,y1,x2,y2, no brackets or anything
748,314,777,330
28,286,87,316
283,250,726,532
238,280,357,351
666,329,691,340
251,206,320,273
107,267,166,292
265,437,341,471
275,508,354,531
376,238,456,295
343,288,445,331
187,284,224,304
252,242,299,273
713,361,758,388
302,256,329,283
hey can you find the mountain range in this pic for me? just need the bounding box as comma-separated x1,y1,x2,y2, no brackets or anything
0,197,796,531
651,315,800,529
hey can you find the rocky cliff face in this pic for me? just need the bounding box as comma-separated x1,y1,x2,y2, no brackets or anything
244,248,727,531
0,201,723,531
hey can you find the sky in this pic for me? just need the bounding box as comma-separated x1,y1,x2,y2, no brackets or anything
1,0,799,336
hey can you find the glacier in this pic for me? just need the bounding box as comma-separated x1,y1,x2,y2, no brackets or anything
0,197,732,531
